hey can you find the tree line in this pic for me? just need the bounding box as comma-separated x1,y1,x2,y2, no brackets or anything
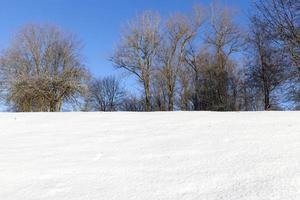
0,0,299,112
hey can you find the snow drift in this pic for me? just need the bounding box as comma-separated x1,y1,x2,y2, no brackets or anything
0,112,299,200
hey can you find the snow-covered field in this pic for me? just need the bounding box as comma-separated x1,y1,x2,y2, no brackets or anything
0,112,299,200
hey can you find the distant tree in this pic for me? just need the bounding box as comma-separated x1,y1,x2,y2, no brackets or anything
246,16,289,110
255,0,300,71
184,48,212,110
0,24,87,112
204,4,243,110
157,6,205,111
183,5,243,111
86,76,125,111
235,66,257,111
0,67,4,102
255,0,300,109
111,12,161,111
289,84,300,110
177,66,192,110
151,71,167,111
120,94,145,111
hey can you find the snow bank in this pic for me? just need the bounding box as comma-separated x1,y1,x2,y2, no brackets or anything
0,112,299,200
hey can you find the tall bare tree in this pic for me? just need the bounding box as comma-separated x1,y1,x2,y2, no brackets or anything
255,0,300,71
151,71,167,111
255,0,300,109
204,4,243,110
111,12,161,111
184,47,212,110
177,66,192,110
246,16,289,110
157,6,205,111
0,24,87,112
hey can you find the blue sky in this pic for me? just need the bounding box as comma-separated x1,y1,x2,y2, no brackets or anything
0,0,252,79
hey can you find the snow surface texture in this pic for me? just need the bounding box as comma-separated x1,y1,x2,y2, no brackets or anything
0,112,299,200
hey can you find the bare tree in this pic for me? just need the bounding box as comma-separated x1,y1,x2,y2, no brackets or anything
255,0,300,109
234,64,264,111
184,47,212,110
0,64,4,99
246,16,289,110
111,12,161,111
255,0,300,71
151,71,167,111
0,24,87,112
157,6,205,111
204,4,244,110
177,66,192,110
86,76,125,111
120,94,145,111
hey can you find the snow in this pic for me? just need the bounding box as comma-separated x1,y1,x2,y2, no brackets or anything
0,112,299,200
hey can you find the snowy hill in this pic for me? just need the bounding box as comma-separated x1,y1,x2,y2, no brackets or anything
0,112,299,200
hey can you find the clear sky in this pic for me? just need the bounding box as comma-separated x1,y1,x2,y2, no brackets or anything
0,0,253,79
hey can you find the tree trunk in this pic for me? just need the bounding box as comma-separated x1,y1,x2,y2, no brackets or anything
50,99,62,112
144,81,151,112
193,73,201,110
168,92,174,111
264,89,270,110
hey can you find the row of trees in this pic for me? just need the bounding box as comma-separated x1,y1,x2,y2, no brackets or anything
111,5,242,111
111,1,299,111
0,0,299,112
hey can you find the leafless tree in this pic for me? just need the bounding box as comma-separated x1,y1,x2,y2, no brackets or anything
185,48,241,111
184,47,212,110
86,76,125,111
0,64,7,107
233,65,262,111
204,4,244,110
120,94,145,111
255,0,300,71
111,12,161,111
255,0,300,109
157,6,205,111
0,24,87,112
246,16,289,110
151,71,167,111
177,66,192,110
